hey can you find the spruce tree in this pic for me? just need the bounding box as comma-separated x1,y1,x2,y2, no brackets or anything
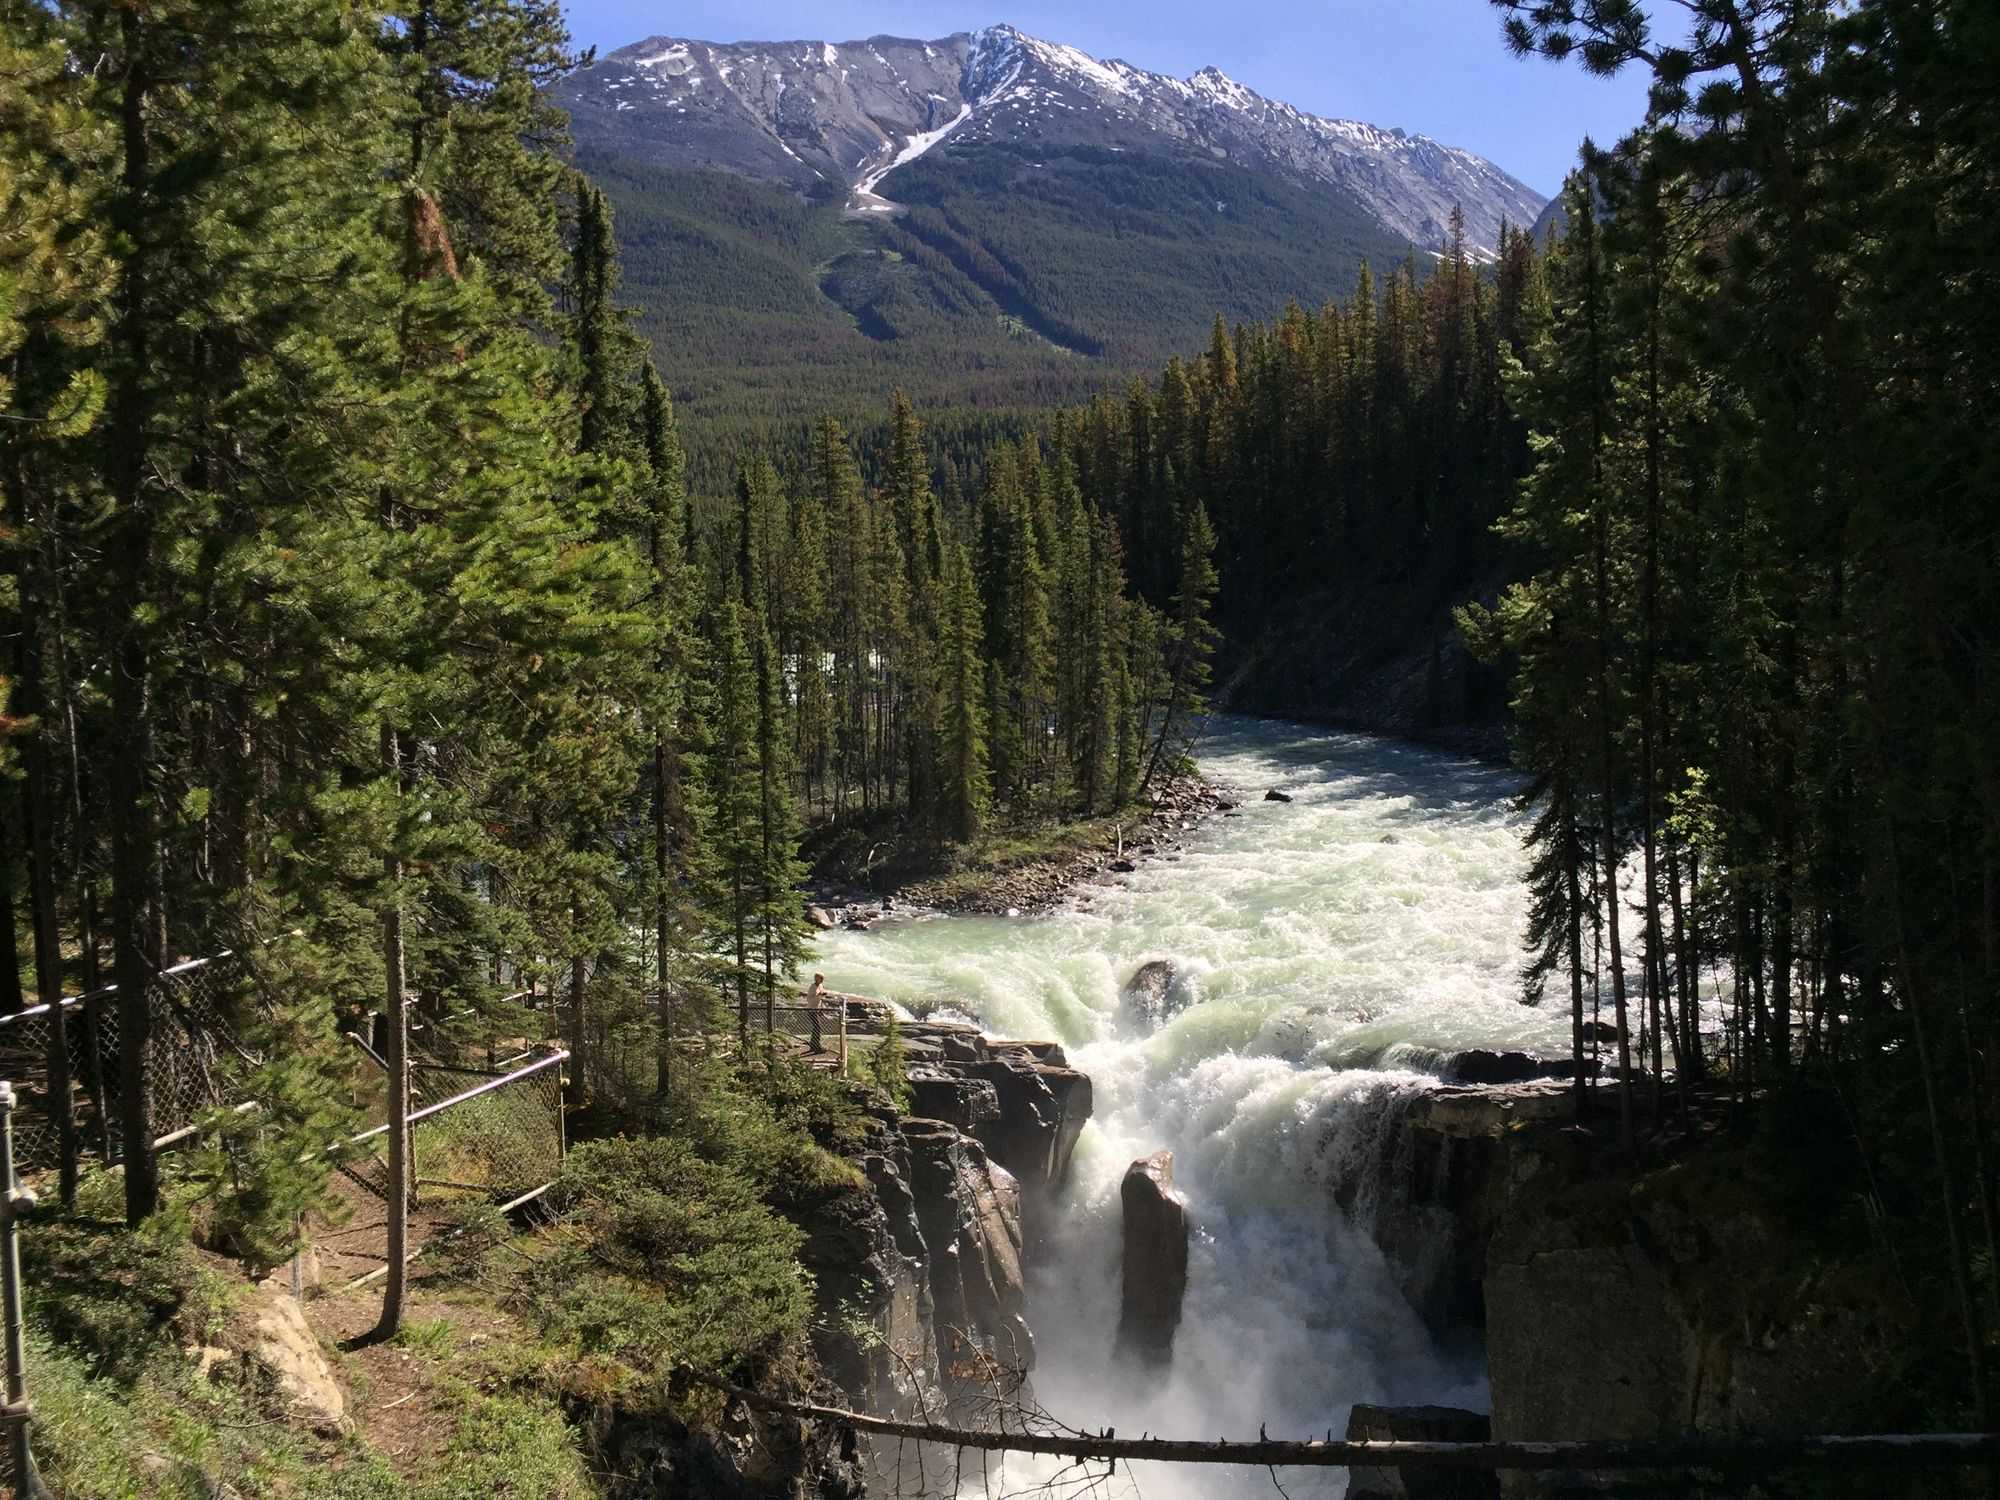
702,601,762,1039
940,543,992,843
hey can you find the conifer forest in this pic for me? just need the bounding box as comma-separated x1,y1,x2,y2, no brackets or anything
0,0,1997,1496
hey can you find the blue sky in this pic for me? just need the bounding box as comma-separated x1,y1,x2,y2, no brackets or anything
557,1,1661,196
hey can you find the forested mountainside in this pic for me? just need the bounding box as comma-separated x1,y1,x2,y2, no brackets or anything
1033,224,1544,741
551,24,1545,479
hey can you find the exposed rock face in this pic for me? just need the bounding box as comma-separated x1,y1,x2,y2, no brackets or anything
1114,1151,1189,1368
1120,959,1185,1033
1484,1175,1908,1496
1353,1081,1915,1498
804,1001,1096,1471
245,1284,346,1431
908,1068,1001,1133
837,1003,1094,1197
1443,1049,1595,1086
602,1397,865,1499
975,1042,1093,1197
1346,1404,1496,1500
797,1134,938,1421
905,1118,1033,1386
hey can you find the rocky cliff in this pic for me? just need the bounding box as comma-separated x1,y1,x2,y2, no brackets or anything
1361,1082,1923,1498
797,1004,1093,1484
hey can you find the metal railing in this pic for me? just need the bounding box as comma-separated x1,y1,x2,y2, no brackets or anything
0,952,251,1174
0,1082,48,1497
758,1001,849,1067
340,1046,567,1213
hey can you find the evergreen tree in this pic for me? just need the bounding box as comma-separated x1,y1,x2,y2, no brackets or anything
701,602,762,1039
939,543,992,843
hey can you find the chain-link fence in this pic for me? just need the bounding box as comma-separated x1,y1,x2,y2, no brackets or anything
762,1002,848,1066
0,953,253,1174
339,1048,567,1214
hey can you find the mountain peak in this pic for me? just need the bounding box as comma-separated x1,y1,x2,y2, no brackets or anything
562,22,1544,255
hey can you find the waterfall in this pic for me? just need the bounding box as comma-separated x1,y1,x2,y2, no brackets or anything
812,715,1561,1498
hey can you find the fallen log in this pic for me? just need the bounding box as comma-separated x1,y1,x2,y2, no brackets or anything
692,1375,2000,1474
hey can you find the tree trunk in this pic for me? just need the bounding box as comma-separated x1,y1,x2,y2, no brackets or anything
1567,798,1587,1121
702,1373,2000,1474
567,905,588,1114
372,724,410,1342
109,20,160,1225
654,734,673,1103
1885,818,1990,1435
18,577,76,1207
1581,174,1635,1159
0,786,23,1018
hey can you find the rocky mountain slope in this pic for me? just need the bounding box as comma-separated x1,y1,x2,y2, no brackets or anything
562,24,1544,256
554,25,1547,477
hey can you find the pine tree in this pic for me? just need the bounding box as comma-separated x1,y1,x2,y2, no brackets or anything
701,602,762,1039
939,542,991,843
1143,500,1220,791
751,614,808,1027
638,362,700,1100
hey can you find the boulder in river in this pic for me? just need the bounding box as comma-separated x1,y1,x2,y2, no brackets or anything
1114,1151,1188,1369
806,905,837,930
1345,1404,1495,1499
1264,788,1293,803
1119,959,1187,1033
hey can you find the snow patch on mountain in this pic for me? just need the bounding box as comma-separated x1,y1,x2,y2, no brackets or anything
564,22,1547,255
854,101,975,208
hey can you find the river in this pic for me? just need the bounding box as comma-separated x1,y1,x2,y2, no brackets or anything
810,715,1574,1498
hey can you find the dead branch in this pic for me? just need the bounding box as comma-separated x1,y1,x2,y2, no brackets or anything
682,1374,2000,1475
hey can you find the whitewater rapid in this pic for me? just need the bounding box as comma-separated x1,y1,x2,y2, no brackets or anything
810,715,1573,1498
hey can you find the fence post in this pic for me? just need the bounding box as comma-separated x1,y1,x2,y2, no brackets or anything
0,1082,49,1498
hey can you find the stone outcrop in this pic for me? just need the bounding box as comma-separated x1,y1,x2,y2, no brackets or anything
803,1001,1095,1474
1483,1164,1909,1496
797,1138,937,1419
1346,1404,1496,1500
1360,1081,1578,1330
973,1040,1093,1202
245,1282,346,1431
1442,1049,1595,1086
904,1118,1033,1385
1353,1080,1915,1498
1114,1150,1188,1368
841,1003,1093,1206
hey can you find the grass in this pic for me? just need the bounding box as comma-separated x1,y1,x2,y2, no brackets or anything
897,808,1138,909
16,1046,869,1498
16,1167,593,1500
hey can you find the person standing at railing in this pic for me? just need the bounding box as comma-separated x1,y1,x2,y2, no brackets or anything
806,974,826,1053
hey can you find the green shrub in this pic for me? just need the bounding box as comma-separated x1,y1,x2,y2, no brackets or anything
661,1051,864,1206
411,1386,593,1500
534,1136,813,1380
